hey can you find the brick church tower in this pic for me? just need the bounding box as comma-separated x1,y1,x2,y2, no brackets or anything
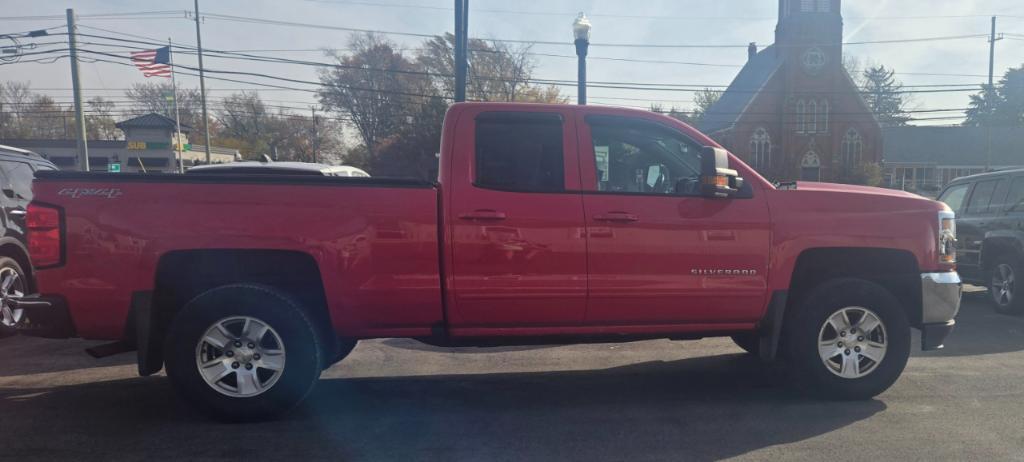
699,0,882,183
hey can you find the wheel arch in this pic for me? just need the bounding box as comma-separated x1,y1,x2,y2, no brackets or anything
141,249,337,375
786,247,921,326
980,233,1024,271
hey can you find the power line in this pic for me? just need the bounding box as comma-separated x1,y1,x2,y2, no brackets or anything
299,1,1024,22
59,35,991,96
199,12,1000,49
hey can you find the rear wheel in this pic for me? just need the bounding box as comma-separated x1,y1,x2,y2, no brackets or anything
990,256,1023,315
164,284,323,422
786,278,910,400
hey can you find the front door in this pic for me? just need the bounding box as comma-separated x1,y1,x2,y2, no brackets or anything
577,115,771,325
446,109,587,328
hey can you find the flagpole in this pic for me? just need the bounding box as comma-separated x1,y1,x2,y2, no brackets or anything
168,38,184,174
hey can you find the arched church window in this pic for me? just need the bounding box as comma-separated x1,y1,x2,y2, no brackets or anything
816,0,830,12
842,128,863,168
749,127,772,171
796,99,806,133
808,100,818,133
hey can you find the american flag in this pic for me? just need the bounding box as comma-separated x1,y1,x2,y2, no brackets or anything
130,46,171,78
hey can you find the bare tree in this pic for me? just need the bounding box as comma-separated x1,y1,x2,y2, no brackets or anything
417,34,559,103
86,97,121,140
126,82,206,141
318,33,427,158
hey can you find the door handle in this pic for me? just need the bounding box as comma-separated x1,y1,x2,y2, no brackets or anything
458,210,507,221
594,212,639,223
8,209,26,217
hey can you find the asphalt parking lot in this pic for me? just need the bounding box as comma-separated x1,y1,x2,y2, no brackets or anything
1,288,1022,461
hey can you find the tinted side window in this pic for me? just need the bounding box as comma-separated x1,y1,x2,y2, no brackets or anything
1008,177,1024,212
0,160,35,199
475,116,564,193
989,177,1011,212
589,122,703,196
966,179,999,215
938,183,969,214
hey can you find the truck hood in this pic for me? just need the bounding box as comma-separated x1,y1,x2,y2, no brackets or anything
793,181,926,200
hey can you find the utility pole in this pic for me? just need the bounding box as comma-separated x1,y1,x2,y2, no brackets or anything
985,16,1003,172
66,9,89,171
311,107,319,164
453,0,468,102
194,0,212,164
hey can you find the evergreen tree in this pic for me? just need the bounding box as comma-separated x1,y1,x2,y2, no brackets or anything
861,65,910,127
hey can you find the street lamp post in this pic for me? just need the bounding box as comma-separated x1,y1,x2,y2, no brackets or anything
573,13,591,105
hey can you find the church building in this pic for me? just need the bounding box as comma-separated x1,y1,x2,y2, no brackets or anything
699,0,882,183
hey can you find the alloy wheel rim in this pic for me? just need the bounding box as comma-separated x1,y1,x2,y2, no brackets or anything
992,263,1015,307
817,306,887,379
195,316,286,398
0,267,25,328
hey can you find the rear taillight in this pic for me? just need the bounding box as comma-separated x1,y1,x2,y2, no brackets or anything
27,203,62,267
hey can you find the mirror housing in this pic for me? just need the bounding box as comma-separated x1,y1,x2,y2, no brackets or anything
700,146,744,198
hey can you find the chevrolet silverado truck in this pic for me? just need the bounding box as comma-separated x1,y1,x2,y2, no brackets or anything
9,103,961,421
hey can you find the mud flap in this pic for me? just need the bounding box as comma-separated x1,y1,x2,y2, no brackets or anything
132,291,164,376
758,290,788,361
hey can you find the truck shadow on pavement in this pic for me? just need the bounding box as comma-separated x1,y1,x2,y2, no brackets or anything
0,353,885,462
917,291,1024,357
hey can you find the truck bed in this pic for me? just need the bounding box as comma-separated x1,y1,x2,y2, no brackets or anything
31,171,444,340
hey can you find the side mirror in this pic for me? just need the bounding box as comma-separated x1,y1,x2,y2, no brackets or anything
700,146,744,198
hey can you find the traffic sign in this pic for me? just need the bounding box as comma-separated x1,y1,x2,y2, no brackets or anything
108,163,121,173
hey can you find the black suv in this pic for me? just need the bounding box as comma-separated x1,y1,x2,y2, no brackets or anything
0,144,57,335
937,168,1024,314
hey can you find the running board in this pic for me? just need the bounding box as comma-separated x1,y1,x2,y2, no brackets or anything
85,341,133,358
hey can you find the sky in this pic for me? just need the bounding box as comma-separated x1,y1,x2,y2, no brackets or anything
2,0,1024,127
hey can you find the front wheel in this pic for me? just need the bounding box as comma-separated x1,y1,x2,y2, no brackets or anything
163,284,324,422
786,278,910,400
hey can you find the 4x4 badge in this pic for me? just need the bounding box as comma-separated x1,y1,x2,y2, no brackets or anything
58,188,123,199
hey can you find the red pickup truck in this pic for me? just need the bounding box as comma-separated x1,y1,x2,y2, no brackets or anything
9,103,961,421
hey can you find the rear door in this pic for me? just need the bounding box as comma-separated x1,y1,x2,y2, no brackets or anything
958,177,1007,281
446,108,588,328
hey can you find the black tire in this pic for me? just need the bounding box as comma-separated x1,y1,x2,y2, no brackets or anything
0,256,27,338
785,278,911,400
163,284,323,422
989,255,1023,315
730,333,760,356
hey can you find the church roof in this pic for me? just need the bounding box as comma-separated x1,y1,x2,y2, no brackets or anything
698,45,782,134
114,113,192,133
883,126,1024,167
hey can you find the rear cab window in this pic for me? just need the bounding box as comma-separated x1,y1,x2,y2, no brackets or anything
474,113,565,193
